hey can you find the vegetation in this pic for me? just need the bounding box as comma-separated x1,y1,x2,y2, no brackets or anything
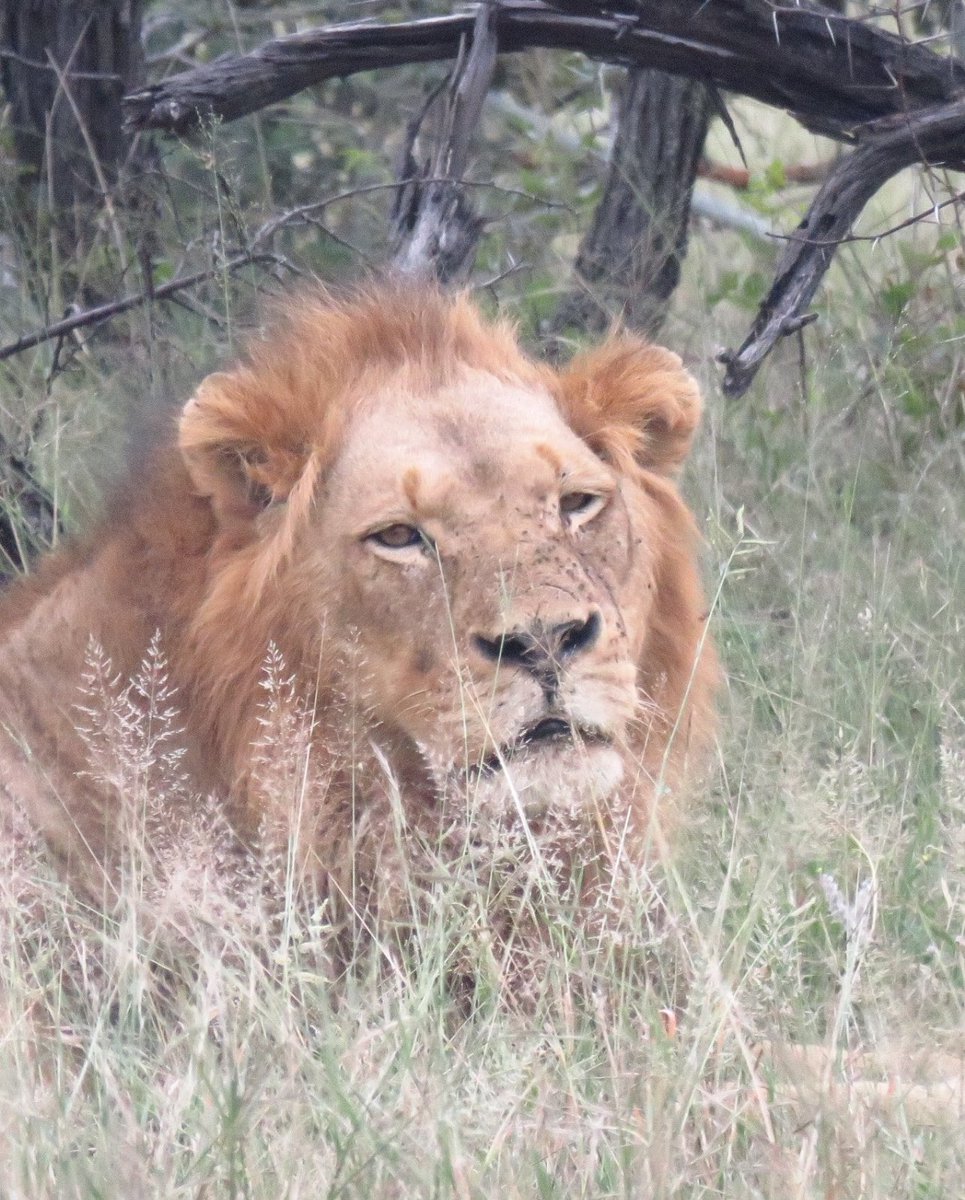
0,3,963,1195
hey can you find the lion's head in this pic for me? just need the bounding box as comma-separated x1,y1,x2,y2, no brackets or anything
175,286,717,875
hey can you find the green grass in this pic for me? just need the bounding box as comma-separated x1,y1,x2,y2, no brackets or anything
1,39,964,1197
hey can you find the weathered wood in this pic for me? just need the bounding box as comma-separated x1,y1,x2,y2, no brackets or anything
719,96,965,397
390,1,497,283
123,0,965,141
552,69,713,338
0,436,57,578
1,0,145,218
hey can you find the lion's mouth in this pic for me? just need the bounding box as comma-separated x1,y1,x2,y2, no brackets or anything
468,717,612,779
522,716,577,746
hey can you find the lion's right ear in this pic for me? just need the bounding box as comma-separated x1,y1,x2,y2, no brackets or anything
179,372,309,521
556,337,703,476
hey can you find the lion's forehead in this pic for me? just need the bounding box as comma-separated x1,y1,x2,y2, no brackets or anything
329,370,601,510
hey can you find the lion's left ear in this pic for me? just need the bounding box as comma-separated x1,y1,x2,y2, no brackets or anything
179,371,310,521
555,336,703,475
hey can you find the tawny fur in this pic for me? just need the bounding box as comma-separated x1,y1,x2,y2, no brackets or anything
0,284,717,922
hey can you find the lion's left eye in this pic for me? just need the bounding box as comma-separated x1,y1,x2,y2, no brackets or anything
560,492,605,523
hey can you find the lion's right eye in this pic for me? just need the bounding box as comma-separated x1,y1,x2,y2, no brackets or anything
560,491,607,527
560,491,599,517
367,523,425,550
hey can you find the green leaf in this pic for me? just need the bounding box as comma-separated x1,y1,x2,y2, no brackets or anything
881,279,915,319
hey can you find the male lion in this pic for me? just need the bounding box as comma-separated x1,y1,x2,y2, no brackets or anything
0,285,716,946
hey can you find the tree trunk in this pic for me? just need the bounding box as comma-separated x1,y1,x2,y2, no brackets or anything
0,0,145,244
553,69,713,338
0,439,56,583
0,0,145,575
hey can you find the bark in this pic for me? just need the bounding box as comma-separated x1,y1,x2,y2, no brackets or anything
390,0,497,284
124,0,965,140
553,70,713,338
1,0,145,236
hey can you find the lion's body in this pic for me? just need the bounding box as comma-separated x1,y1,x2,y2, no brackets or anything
0,286,716,924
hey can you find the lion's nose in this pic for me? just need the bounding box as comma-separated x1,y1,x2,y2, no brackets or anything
472,612,601,681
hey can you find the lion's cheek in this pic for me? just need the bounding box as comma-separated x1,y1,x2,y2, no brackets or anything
328,571,466,753
334,558,446,659
349,638,442,718
622,580,657,665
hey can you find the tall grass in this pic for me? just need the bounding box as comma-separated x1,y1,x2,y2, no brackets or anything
0,48,963,1198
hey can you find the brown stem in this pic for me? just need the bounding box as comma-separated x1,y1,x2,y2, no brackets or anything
0,253,280,363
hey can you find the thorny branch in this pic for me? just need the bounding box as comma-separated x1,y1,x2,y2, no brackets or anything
771,188,965,247
719,95,965,397
123,0,965,140
6,1,963,394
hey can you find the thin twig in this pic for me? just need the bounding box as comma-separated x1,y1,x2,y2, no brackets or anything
0,174,540,363
0,46,122,80
45,50,127,264
252,174,557,243
473,260,531,290
771,188,965,247
0,254,282,362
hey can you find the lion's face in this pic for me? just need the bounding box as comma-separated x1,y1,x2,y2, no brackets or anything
178,288,714,835
312,366,655,814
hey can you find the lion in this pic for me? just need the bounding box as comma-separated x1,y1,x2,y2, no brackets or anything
0,284,717,951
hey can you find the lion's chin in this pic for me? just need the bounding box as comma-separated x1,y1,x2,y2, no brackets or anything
457,739,625,823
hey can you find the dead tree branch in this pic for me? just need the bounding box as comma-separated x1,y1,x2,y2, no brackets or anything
0,253,281,363
118,1,965,396
123,0,965,141
0,177,533,363
719,95,965,397
390,0,498,283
